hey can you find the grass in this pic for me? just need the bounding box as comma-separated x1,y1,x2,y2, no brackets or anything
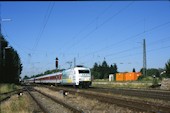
93,79,109,82
92,76,162,89
0,84,21,102
0,93,32,113
0,84,20,94
92,82,152,89
92,79,153,89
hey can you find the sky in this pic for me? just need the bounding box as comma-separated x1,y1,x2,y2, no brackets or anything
1,1,170,78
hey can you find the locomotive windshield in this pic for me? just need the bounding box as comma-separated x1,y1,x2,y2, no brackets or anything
78,70,90,74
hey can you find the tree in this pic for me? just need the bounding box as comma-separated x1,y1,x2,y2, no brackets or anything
102,60,110,78
30,69,61,78
0,36,8,82
113,63,118,74
102,60,108,68
91,61,118,79
23,75,30,80
132,68,136,72
165,59,170,78
44,69,57,75
147,68,160,77
91,63,100,79
0,36,22,83
5,47,22,83
109,65,114,74
93,63,98,71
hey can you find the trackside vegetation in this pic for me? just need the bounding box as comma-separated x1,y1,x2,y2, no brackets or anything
0,84,19,94
0,36,22,84
0,93,33,113
25,59,170,82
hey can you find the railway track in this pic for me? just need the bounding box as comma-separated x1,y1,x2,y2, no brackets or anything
25,86,83,113
44,85,170,113
0,88,24,103
0,89,22,96
48,86,170,101
89,87,170,101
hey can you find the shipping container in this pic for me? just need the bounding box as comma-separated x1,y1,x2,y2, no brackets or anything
124,73,133,81
116,72,142,81
116,73,125,81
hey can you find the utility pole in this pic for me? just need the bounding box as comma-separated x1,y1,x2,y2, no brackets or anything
74,57,76,67
143,39,147,76
0,3,11,69
66,61,72,68
0,3,2,69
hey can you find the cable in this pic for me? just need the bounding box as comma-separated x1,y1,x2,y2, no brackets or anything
25,2,55,76
73,21,170,61
2,24,32,54
65,1,135,63
77,36,170,67
113,45,170,60
1,24,31,66
105,35,170,58
86,45,170,67
32,2,55,53
66,1,134,51
63,3,114,51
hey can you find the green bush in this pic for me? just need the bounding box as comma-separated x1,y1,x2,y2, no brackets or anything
138,76,153,81
138,76,144,81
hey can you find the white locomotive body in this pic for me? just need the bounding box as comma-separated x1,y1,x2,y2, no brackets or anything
62,66,91,87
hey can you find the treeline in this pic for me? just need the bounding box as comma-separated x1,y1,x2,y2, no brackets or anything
24,59,170,80
165,59,170,77
91,59,170,79
0,36,22,83
140,59,170,78
24,69,63,79
91,60,118,79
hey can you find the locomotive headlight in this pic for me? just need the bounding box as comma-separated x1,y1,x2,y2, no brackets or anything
85,78,89,81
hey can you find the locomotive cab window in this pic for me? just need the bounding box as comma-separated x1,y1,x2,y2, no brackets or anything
78,70,90,74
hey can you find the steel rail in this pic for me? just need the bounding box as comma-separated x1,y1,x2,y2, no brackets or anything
45,86,170,113
25,86,50,113
34,88,83,113
90,87,170,101
0,89,23,96
0,88,24,103
0,96,10,103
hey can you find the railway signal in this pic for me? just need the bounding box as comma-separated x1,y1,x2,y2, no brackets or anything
56,57,58,69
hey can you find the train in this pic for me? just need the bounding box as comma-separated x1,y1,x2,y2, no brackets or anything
26,65,92,88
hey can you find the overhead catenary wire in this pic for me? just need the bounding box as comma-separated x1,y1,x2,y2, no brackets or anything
65,1,135,64
112,45,170,61
84,45,170,67
76,35,170,67
32,2,55,54
66,1,134,51
1,26,32,67
1,25,31,55
63,19,170,71
2,23,58,58
102,35,170,58
70,21,170,63
10,2,168,76
27,2,55,76
2,21,54,75
63,3,114,51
